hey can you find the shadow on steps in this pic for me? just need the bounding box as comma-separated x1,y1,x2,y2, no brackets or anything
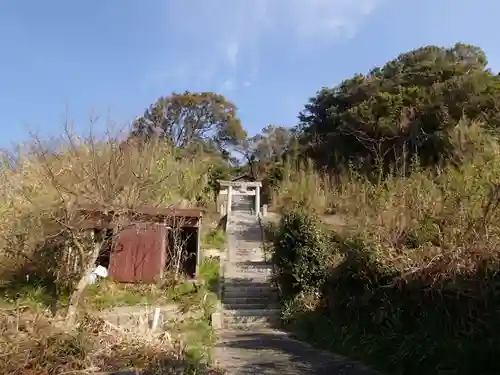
216,331,381,375
221,275,281,330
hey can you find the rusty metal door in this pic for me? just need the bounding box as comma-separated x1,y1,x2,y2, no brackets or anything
109,223,167,283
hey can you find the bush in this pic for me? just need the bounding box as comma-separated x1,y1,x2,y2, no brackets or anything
0,127,217,320
201,229,226,250
270,121,500,374
272,209,333,299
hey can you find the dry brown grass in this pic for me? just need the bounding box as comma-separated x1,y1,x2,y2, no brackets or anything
269,158,331,214
270,121,500,374
0,124,227,373
0,308,222,374
0,125,218,320
271,121,500,280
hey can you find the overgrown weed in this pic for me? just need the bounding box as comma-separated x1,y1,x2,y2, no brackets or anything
0,126,215,318
271,121,500,374
0,309,222,374
201,229,226,250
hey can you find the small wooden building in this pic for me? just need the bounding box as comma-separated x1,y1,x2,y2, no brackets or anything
78,205,203,283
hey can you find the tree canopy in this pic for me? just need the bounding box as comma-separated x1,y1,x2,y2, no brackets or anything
131,91,246,156
296,43,500,173
236,125,293,177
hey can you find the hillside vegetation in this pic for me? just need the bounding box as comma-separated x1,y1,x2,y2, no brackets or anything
296,43,500,175
3,41,500,374
268,44,500,375
0,130,226,373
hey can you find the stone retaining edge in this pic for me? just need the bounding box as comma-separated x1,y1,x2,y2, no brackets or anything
210,216,227,330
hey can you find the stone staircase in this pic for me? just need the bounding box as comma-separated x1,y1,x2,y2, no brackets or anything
220,211,280,330
214,211,381,374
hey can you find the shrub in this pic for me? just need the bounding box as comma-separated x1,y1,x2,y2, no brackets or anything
201,229,226,250
0,126,216,321
271,121,500,374
272,209,333,299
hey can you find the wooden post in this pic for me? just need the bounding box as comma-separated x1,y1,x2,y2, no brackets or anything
151,307,160,331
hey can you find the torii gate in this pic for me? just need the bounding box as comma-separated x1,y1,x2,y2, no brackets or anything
217,179,262,217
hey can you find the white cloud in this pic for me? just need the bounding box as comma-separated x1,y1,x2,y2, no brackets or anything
225,40,240,68
287,0,380,40
220,79,235,92
161,0,381,88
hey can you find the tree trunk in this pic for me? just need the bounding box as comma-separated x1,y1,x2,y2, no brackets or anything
66,233,103,328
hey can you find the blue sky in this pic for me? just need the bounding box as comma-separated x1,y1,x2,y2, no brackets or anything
0,0,498,147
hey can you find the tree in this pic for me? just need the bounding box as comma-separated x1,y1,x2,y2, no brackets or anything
251,125,293,163
236,125,293,178
297,43,500,174
0,126,185,327
131,91,246,154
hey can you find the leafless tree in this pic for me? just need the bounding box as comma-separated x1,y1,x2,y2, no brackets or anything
1,121,177,326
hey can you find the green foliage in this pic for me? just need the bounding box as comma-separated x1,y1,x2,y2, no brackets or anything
297,43,500,174
163,318,217,365
201,229,226,250
131,91,246,155
237,125,293,178
83,281,171,310
203,161,232,204
197,257,220,301
272,209,332,299
0,132,218,316
271,128,500,374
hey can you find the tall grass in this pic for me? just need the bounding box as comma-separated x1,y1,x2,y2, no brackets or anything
0,310,221,374
0,126,217,316
270,158,330,213
270,121,500,374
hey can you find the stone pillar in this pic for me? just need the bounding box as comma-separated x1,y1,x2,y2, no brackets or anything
255,185,260,217
227,185,232,216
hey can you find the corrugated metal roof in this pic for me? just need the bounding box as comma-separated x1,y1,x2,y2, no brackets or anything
75,204,203,229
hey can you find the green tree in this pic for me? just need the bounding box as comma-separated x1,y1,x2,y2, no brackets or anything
297,43,500,174
236,125,293,178
251,125,293,163
131,91,246,154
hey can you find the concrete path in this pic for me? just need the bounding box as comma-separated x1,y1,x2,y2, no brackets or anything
214,211,379,375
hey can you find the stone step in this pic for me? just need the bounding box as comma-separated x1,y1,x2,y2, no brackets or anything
223,280,273,287
223,296,277,306
224,275,272,282
223,308,280,318
230,263,272,270
231,252,263,259
224,270,271,277
230,258,267,263
223,319,280,329
223,285,278,298
225,272,272,279
222,309,281,328
226,265,272,271
223,302,279,310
